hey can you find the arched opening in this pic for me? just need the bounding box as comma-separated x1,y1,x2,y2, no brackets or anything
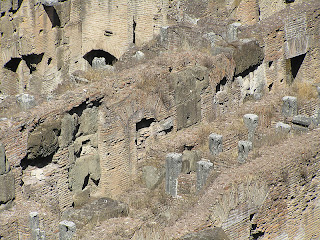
4,58,22,72
83,50,117,68
22,53,44,74
290,53,305,79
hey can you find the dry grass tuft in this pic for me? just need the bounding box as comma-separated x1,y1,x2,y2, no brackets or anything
255,131,288,148
291,81,318,101
83,68,115,82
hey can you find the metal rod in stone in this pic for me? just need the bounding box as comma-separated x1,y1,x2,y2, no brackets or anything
165,153,182,198
238,141,252,164
59,220,76,240
243,114,258,144
209,133,223,156
196,159,213,192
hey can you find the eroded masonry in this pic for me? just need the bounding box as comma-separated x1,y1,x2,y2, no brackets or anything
0,0,320,239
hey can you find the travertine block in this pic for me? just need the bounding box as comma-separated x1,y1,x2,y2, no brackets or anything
196,160,213,191
275,122,291,133
282,96,297,117
165,153,182,197
209,133,223,156
243,114,258,143
238,141,252,164
59,220,76,240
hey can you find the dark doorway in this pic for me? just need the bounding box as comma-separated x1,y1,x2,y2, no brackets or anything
290,53,306,79
22,53,44,73
83,50,117,66
136,118,156,131
4,58,22,72
216,77,227,93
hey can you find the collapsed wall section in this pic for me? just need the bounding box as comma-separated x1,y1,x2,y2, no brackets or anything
0,0,169,97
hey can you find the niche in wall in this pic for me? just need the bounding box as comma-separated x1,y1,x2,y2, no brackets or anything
4,58,22,72
83,50,117,66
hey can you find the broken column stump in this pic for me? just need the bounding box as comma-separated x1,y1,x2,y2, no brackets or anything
275,122,291,133
165,153,182,197
196,160,213,192
59,220,76,240
209,133,223,156
282,96,297,118
238,141,252,164
243,114,258,143
0,143,15,210
29,212,45,240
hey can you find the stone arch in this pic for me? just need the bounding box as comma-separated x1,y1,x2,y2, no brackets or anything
83,49,117,68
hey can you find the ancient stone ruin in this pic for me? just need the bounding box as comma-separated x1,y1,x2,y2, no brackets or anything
0,0,320,239
196,160,213,192
209,133,223,156
165,153,182,198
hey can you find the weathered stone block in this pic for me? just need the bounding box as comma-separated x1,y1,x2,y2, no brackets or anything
209,133,223,156
16,93,36,110
133,51,145,61
59,220,76,240
275,122,291,133
0,143,9,175
292,115,313,127
238,141,252,164
31,228,46,240
59,114,76,148
29,212,39,230
165,153,182,197
69,154,100,192
176,98,201,130
77,107,98,136
92,57,106,69
233,40,264,76
181,150,201,173
243,114,258,143
196,160,213,191
142,166,164,190
74,134,98,155
27,119,61,160
172,66,208,130
159,117,173,134
227,22,241,42
29,212,46,240
282,96,297,117
0,171,15,204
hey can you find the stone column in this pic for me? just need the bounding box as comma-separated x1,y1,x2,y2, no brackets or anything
0,143,8,175
0,143,14,209
165,153,182,198
29,212,45,240
208,134,223,156
243,114,258,143
275,122,291,133
238,141,252,164
59,220,76,240
282,96,297,118
196,160,213,192
92,57,106,69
